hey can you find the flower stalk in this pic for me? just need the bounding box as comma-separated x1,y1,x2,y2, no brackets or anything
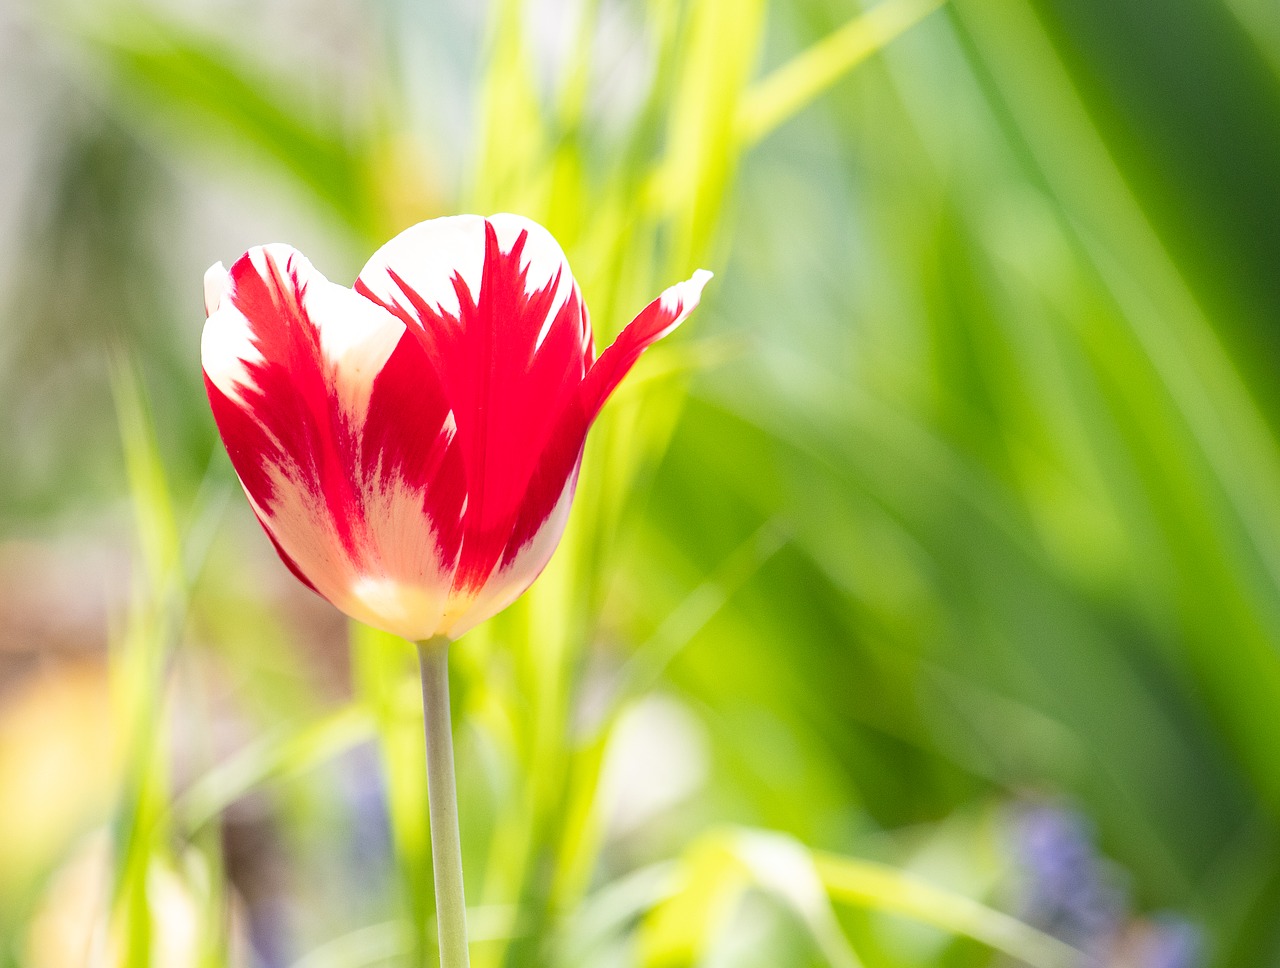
417,636,470,968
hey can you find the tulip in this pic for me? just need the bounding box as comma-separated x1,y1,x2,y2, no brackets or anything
202,213,709,642
201,212,710,967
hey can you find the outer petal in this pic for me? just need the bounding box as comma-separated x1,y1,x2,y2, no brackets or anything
442,268,713,638
353,214,593,602
504,267,713,554
579,268,712,419
202,244,466,640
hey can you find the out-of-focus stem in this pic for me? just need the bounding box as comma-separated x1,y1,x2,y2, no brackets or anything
417,636,470,968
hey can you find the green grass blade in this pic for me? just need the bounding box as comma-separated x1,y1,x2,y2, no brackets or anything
738,0,946,145
814,852,1080,968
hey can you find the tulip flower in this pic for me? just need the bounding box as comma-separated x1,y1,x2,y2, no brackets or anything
201,212,710,967
202,213,709,642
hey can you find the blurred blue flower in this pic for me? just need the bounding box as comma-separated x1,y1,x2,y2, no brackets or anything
1011,805,1204,968
1136,917,1203,968
1015,805,1124,962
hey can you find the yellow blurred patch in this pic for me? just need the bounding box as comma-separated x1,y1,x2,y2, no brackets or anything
0,663,119,905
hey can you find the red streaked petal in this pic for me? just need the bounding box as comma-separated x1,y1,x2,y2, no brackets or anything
202,244,402,554
354,213,594,595
202,244,466,640
488,268,713,586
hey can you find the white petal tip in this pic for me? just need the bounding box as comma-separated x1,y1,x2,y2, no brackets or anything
204,261,230,317
659,268,713,316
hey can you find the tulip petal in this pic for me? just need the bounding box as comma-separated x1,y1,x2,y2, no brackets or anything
460,268,713,635
511,267,713,542
202,244,466,640
580,268,712,420
354,214,593,602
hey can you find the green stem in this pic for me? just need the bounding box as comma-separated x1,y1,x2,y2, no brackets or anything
417,636,470,968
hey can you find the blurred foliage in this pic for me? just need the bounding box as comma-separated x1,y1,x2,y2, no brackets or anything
1,0,1277,965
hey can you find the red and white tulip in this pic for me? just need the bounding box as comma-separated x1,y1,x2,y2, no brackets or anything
202,214,710,642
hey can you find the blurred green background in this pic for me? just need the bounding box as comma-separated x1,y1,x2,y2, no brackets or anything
1,0,1277,964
